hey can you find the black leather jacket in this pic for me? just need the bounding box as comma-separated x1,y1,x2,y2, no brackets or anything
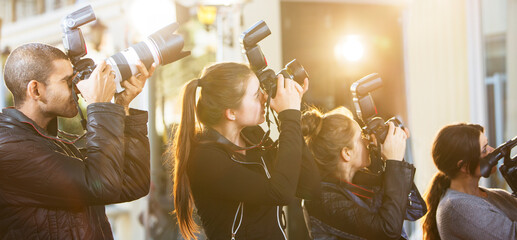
304,160,426,240
0,103,150,239
188,110,320,240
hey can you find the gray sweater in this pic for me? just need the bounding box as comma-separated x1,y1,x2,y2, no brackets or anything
437,187,517,240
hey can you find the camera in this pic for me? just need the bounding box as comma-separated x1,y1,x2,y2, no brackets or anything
350,73,404,174
350,73,404,144
61,5,190,91
240,20,308,98
480,136,517,196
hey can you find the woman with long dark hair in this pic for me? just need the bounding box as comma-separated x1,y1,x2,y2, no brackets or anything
422,123,517,240
301,106,425,240
170,62,319,239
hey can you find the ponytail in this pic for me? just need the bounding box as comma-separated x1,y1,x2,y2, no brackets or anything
301,108,324,145
172,79,201,240
422,172,451,240
423,123,485,240
169,62,254,239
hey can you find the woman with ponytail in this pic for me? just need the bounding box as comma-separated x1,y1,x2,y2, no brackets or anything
422,123,517,240
301,107,424,240
170,62,319,239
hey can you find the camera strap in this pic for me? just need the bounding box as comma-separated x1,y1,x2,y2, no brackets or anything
70,61,96,133
55,72,88,143
264,87,280,140
201,127,276,152
366,142,385,175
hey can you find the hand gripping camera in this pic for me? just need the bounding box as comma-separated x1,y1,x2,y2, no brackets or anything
240,20,308,98
480,136,517,196
350,73,404,174
351,73,403,144
61,5,190,91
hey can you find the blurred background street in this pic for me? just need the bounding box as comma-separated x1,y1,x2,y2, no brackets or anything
1,0,516,239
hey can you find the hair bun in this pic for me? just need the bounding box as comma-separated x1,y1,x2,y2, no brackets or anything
301,108,324,138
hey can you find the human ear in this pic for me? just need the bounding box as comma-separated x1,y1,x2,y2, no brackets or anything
224,109,236,121
26,80,43,100
457,160,468,173
340,147,352,162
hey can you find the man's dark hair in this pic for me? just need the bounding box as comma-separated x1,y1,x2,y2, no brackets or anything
3,43,69,106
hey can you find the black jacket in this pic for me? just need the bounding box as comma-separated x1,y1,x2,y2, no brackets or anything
187,110,320,240
305,160,425,240
0,103,150,239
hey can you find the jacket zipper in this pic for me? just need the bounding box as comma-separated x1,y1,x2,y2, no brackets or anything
229,154,286,239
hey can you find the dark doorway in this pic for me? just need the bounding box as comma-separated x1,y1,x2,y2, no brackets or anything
281,2,407,240
281,1,406,120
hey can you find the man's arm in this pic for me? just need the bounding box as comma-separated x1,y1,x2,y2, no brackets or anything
108,61,155,202
114,108,151,203
0,103,127,208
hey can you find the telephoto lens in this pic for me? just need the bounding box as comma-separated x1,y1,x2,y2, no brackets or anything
106,22,190,90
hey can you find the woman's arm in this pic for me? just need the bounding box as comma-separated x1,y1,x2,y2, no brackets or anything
188,110,303,206
295,141,321,200
315,160,414,239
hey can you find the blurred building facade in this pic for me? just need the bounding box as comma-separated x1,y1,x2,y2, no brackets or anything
1,0,516,240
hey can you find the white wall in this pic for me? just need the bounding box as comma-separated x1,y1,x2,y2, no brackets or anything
241,0,283,138
242,0,283,70
482,0,506,36
403,2,490,238
405,0,472,192
507,0,517,139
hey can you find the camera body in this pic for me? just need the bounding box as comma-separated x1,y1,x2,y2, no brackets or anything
61,5,96,64
350,73,404,174
480,136,517,195
240,20,308,98
351,73,404,144
61,5,190,91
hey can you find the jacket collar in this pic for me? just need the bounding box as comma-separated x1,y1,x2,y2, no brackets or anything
200,127,241,150
199,127,267,152
2,107,59,137
322,175,375,200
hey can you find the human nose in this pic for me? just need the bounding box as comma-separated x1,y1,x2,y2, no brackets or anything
487,145,495,154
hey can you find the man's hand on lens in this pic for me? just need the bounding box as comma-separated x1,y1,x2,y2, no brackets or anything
114,61,156,114
76,61,116,104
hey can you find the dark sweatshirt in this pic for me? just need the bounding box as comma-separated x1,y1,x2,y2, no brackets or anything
187,110,319,240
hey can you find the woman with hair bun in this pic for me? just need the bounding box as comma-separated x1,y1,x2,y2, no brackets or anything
422,123,517,240
301,106,425,240
170,62,319,240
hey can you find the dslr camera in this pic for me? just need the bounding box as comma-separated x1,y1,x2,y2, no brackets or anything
350,73,404,174
61,5,190,91
480,136,517,196
240,20,308,98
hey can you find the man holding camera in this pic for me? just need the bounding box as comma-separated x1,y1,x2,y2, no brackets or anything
0,43,155,239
